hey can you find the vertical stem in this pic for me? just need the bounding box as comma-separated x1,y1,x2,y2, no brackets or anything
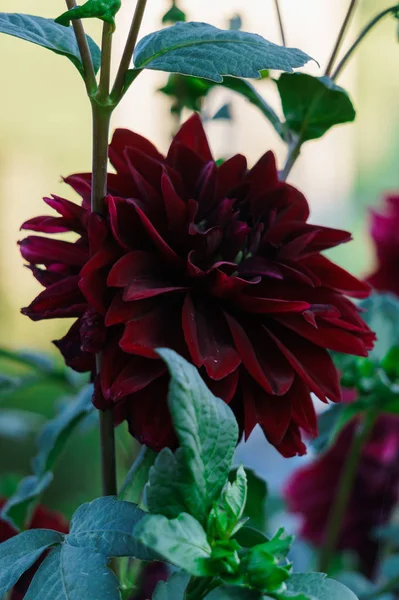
318,411,377,573
325,0,358,77
111,0,149,100
65,0,97,94
273,0,287,46
99,23,114,99
280,135,301,181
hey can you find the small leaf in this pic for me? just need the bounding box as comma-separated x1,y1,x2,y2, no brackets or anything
229,15,242,31
134,512,212,575
276,73,356,141
208,465,247,539
56,0,122,31
212,103,233,121
24,544,121,600
32,384,94,476
134,22,312,82
152,571,190,600
162,4,186,24
67,496,150,559
1,473,53,530
0,529,63,597
233,526,269,548
153,349,238,525
231,468,268,532
0,13,101,76
286,573,359,600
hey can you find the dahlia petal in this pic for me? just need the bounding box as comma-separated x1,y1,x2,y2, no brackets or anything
197,162,218,219
217,154,247,198
182,296,241,380
109,128,164,175
53,319,95,373
289,377,318,436
167,142,207,199
64,173,92,208
26,265,66,288
106,195,147,251
99,335,130,401
225,314,294,395
107,251,161,286
22,276,86,320
161,173,188,234
171,113,213,162
105,293,157,326
305,254,370,298
44,195,85,222
80,308,107,354
234,295,310,314
119,302,185,359
124,375,177,451
273,422,307,458
132,202,181,265
110,357,166,401
278,231,319,260
267,324,341,403
20,215,76,234
211,269,260,298
204,370,239,404
125,147,165,198
19,236,88,266
276,314,371,356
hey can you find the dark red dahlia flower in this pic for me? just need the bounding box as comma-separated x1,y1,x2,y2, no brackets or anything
284,414,399,575
20,114,374,457
0,500,68,599
367,194,399,295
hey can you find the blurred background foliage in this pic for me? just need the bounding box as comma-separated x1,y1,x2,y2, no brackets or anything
1,0,399,523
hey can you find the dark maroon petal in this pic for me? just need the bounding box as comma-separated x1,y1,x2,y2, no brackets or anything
234,295,310,314
109,128,164,175
54,319,95,373
273,422,307,458
110,356,166,401
19,236,88,266
64,173,92,208
99,335,130,401
170,113,213,162
225,313,294,395
182,296,241,380
161,172,188,235
22,276,86,320
304,254,370,298
105,293,157,326
80,309,107,353
132,202,181,265
217,154,247,198
106,196,147,251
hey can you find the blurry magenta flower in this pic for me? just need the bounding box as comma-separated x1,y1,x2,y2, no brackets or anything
367,194,399,295
20,115,374,457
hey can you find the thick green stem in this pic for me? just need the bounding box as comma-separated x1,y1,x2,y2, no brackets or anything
324,0,358,77
99,23,114,100
65,0,97,94
318,411,377,573
332,6,399,80
111,0,149,101
273,0,286,46
280,135,301,181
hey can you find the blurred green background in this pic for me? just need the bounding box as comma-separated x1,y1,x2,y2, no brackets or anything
1,0,399,519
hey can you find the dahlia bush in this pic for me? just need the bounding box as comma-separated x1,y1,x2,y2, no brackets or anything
1,1,399,599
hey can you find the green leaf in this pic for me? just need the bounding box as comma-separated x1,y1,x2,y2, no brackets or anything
208,465,247,539
311,404,359,454
67,496,150,559
119,445,157,503
233,526,269,548
1,473,53,530
162,4,186,24
381,554,399,584
335,572,376,597
0,408,44,440
152,349,238,525
360,293,399,360
205,587,262,599
56,0,121,31
24,544,121,600
152,571,190,600
0,13,101,76
233,468,268,532
375,524,399,546
32,384,94,476
276,73,356,141
134,512,212,575
0,529,63,597
285,573,359,600
134,22,312,82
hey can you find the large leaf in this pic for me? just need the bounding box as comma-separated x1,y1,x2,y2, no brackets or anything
134,22,312,82
0,529,63,597
67,496,151,559
32,384,94,476
134,512,212,576
1,473,53,530
0,13,101,76
24,544,121,600
205,588,261,599
150,349,238,525
152,571,190,600
276,73,355,141
286,573,359,600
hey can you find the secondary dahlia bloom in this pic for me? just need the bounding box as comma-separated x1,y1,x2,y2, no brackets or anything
0,501,68,599
20,115,375,456
367,193,399,294
285,414,399,575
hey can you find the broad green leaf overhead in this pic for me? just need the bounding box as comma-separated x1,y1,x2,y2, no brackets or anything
152,571,190,600
24,545,121,600
286,573,359,600
0,14,101,76
276,73,356,141
67,496,151,559
0,529,63,597
135,512,212,576
154,349,238,525
134,22,312,82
